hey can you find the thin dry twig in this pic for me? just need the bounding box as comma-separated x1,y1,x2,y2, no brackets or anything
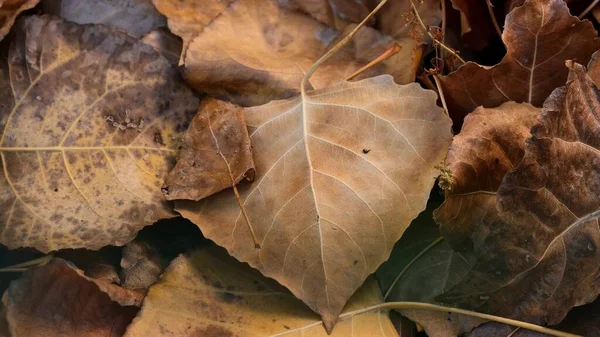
579,0,600,19
346,43,403,81
486,0,503,39
432,74,449,116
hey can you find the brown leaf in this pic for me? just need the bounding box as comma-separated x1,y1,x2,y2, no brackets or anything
438,61,600,326
140,28,182,65
378,0,442,40
124,246,399,337
0,0,38,41
6,259,140,337
175,75,452,330
163,98,255,201
439,0,600,127
450,0,500,51
56,246,122,283
120,240,168,290
183,0,421,106
41,0,166,38
586,49,600,87
276,0,375,30
433,102,540,251
0,15,199,253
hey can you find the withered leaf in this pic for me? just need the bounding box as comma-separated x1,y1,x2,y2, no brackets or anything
0,0,39,41
120,240,168,290
6,258,140,337
276,0,374,30
438,62,600,325
433,102,540,251
450,0,501,51
176,75,452,330
183,0,421,106
377,0,441,39
0,15,199,253
41,0,166,38
163,98,255,201
124,246,399,337
439,0,600,127
140,29,182,65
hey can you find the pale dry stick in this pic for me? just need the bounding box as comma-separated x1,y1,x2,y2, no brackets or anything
579,0,600,19
486,0,503,40
432,74,450,117
440,0,447,63
0,254,53,272
345,43,403,81
507,327,521,337
409,0,466,64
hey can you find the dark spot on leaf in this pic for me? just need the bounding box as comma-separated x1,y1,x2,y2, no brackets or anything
362,149,370,154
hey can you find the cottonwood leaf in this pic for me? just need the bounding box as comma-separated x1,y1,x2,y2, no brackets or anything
439,0,600,127
162,98,255,201
433,102,540,251
438,61,600,325
55,246,123,283
450,0,501,51
377,200,483,337
377,0,441,40
183,0,421,106
0,0,38,41
175,75,453,330
6,258,141,337
276,0,374,30
124,245,399,337
0,15,199,253
140,29,182,65
41,0,166,38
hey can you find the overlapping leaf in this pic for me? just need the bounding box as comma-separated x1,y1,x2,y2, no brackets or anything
277,0,374,30
0,0,38,41
124,246,398,337
0,15,199,252
175,75,452,330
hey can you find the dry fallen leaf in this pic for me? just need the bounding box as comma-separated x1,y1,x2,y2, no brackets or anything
438,61,600,326
0,0,38,41
163,98,255,201
433,102,540,251
176,75,452,330
439,0,600,127
140,28,182,65
276,0,374,30
183,0,421,106
377,0,442,40
41,0,166,38
120,240,168,290
0,15,199,252
450,0,501,51
6,258,140,337
124,245,399,337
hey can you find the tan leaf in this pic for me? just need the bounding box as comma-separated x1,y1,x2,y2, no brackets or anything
433,102,540,251
183,0,421,106
140,29,182,65
175,75,452,330
586,49,600,87
439,0,600,127
40,0,166,38
124,246,399,337
6,258,140,337
0,0,38,41
377,0,441,39
0,15,199,253
438,62,600,325
276,0,374,30
163,98,255,201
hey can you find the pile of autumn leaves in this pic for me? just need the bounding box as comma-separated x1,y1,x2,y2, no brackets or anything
1,0,600,336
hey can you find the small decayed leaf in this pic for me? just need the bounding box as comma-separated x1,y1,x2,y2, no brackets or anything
0,0,39,41
439,0,600,126
41,0,166,38
140,29,182,65
183,0,421,106
433,102,540,251
6,259,140,337
163,98,255,201
438,62,600,325
124,246,398,337
176,75,452,330
0,15,199,252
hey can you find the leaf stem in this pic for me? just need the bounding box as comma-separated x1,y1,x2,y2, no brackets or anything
486,0,503,40
339,302,581,337
345,43,403,81
409,0,466,64
579,0,600,19
432,75,449,117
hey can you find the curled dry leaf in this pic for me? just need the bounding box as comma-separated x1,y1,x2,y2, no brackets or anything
6,259,141,337
176,75,452,330
276,0,374,30
183,0,421,106
438,62,600,325
439,0,600,127
124,246,398,337
40,0,166,38
0,15,199,252
162,98,255,201
140,29,182,65
0,0,39,41
120,240,168,290
433,102,540,251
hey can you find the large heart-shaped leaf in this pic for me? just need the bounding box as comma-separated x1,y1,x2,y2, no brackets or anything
176,75,453,330
0,15,199,252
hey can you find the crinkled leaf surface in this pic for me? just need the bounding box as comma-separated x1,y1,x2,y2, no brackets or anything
124,245,398,337
439,0,600,127
41,0,166,38
438,62,600,325
433,102,540,251
6,258,140,337
0,15,199,252
183,0,420,106
176,75,452,330
0,0,38,41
